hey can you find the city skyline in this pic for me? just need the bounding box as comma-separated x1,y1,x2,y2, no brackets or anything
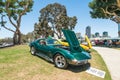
85,26,110,38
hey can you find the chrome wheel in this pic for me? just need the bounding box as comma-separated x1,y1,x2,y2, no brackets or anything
30,47,36,55
54,54,68,69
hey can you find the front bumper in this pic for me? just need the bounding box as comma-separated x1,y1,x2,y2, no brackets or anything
69,59,88,65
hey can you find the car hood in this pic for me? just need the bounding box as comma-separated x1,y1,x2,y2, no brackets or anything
62,29,83,52
71,51,91,60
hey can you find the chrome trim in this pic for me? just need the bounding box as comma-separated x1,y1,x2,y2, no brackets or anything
69,59,88,65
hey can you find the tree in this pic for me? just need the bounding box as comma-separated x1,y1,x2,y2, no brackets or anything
21,32,34,43
34,3,77,39
89,0,120,23
0,0,33,45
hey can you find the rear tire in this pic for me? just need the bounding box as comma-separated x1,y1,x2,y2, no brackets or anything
30,47,36,55
54,54,68,69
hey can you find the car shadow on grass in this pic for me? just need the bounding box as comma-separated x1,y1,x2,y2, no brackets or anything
35,55,90,73
66,63,91,73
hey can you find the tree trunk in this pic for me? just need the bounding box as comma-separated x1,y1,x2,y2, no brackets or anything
57,33,62,39
13,29,21,45
118,23,120,37
54,31,60,39
112,16,120,23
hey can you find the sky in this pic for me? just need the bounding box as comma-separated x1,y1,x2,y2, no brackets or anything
0,0,118,39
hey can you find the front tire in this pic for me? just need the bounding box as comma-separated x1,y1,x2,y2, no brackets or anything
54,54,68,69
30,47,36,55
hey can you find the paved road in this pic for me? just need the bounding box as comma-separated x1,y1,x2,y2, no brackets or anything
93,47,120,80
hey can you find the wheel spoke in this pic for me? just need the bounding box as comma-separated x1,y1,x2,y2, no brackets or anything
61,57,65,62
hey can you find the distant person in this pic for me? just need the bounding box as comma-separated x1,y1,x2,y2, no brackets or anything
109,40,112,47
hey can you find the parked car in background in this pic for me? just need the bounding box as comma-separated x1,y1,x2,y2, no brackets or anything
116,40,120,45
29,29,91,69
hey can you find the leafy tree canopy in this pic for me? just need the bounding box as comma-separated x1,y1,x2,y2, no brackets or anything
34,3,77,39
0,0,34,44
89,0,120,23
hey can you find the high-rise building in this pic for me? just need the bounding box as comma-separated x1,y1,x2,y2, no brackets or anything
103,31,108,37
86,26,91,38
95,32,100,37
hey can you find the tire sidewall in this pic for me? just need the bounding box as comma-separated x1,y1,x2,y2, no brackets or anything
30,47,36,55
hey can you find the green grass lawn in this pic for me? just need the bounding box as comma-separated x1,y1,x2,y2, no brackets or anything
114,48,120,50
0,45,111,80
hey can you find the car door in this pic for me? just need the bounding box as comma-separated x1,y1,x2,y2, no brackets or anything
37,39,52,58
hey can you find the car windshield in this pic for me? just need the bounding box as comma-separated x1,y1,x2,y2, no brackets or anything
46,39,61,45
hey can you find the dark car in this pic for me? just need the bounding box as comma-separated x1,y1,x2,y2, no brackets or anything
29,29,91,69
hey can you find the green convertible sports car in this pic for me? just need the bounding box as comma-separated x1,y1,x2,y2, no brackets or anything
29,29,91,69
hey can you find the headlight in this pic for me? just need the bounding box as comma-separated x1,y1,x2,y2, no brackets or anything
72,59,77,63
